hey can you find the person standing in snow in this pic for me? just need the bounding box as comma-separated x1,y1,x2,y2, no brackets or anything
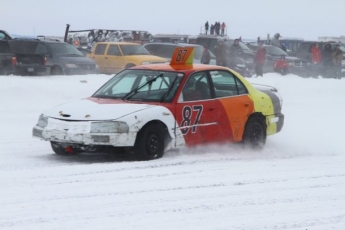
271,33,282,48
254,43,267,77
201,46,211,64
332,44,343,79
214,39,228,67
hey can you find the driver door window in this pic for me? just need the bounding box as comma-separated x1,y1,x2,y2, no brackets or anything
181,72,211,102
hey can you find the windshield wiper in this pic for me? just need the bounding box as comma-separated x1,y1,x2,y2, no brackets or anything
122,73,164,101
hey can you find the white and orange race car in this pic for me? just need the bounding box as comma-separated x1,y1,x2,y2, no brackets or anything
33,47,284,160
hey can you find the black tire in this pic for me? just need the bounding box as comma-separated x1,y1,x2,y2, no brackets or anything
50,141,80,156
134,123,165,160
242,116,266,149
51,66,63,75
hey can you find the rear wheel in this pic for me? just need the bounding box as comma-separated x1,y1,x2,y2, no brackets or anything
51,66,63,75
242,116,266,149
134,123,165,160
50,142,81,156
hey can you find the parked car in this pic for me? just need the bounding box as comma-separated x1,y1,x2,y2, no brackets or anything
247,43,310,76
8,38,99,75
87,42,167,74
0,30,12,41
1,39,49,76
143,42,217,65
32,47,284,160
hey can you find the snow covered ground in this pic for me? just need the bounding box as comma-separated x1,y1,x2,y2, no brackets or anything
0,73,344,230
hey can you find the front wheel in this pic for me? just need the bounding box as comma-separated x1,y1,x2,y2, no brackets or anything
242,116,266,149
134,123,165,160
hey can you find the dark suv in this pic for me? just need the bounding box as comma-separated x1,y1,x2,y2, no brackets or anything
9,38,99,75
195,35,255,67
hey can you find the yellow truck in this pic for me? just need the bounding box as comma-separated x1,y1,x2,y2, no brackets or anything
87,42,167,74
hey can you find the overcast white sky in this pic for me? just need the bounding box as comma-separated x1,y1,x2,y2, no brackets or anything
1,0,344,40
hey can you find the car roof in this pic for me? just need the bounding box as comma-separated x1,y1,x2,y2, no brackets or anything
131,63,229,72
144,42,202,47
9,38,62,44
95,42,141,45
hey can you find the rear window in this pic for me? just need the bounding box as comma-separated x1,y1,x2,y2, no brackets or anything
0,41,11,53
8,40,37,54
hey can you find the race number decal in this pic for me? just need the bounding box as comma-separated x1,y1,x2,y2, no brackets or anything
180,105,203,135
170,47,195,65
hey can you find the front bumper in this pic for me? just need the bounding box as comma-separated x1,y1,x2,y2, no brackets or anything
33,124,136,147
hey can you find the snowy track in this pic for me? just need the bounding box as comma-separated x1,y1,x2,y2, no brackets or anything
1,74,344,230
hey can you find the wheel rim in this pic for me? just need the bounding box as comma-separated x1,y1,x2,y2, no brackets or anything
145,132,159,157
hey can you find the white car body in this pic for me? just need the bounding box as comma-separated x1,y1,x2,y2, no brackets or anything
33,98,186,148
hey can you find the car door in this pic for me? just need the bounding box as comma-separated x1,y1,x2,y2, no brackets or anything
105,44,124,74
90,43,107,73
175,71,220,146
209,70,254,142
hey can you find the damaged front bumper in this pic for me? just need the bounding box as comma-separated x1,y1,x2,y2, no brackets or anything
32,118,136,146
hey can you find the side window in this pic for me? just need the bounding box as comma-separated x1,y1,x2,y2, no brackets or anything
94,44,107,55
181,71,211,102
107,45,121,56
35,43,50,55
210,70,248,98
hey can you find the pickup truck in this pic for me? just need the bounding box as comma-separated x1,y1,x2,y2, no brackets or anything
0,39,48,76
87,42,167,74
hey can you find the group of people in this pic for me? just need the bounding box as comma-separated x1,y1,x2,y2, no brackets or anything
204,21,226,36
309,42,343,79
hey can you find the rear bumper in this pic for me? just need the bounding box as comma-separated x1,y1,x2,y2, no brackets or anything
15,65,50,76
64,67,99,75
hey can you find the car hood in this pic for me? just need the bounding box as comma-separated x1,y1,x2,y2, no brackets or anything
271,55,303,62
127,55,167,63
44,98,156,121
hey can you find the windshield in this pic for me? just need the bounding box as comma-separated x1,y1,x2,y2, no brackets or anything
264,46,288,56
48,43,84,57
92,70,183,102
120,45,150,55
225,40,251,51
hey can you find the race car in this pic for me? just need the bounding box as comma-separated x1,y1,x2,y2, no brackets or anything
33,47,284,160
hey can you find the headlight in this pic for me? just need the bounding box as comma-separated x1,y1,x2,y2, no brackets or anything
65,63,78,68
141,61,150,65
37,114,48,128
90,121,129,133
